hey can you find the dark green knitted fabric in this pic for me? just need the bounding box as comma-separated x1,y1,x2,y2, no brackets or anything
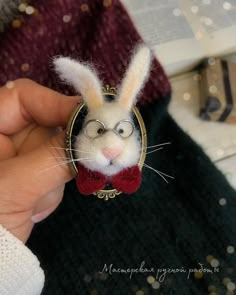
27,96,236,295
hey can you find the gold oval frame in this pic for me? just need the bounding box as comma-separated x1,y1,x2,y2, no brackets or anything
65,86,147,201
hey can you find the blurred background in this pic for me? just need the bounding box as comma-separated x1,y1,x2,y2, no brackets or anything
122,0,236,190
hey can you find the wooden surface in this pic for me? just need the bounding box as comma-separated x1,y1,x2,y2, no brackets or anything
169,71,236,190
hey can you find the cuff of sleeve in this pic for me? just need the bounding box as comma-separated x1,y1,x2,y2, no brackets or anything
0,224,45,295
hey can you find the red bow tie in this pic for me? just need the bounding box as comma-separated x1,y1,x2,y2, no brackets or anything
77,165,141,195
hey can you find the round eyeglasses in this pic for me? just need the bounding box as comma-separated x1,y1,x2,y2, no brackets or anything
83,119,135,139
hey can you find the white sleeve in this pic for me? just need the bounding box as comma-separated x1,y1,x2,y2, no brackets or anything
0,224,45,295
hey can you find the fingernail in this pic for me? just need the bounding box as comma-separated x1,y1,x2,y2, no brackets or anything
31,207,54,223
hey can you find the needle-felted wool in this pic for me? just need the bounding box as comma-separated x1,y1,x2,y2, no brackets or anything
0,0,235,294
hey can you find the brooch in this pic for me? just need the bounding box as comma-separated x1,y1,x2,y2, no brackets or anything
54,45,151,200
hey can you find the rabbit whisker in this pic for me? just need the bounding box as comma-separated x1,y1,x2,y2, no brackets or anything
73,158,94,162
143,163,174,183
144,142,171,150
38,158,94,174
47,156,72,160
146,147,163,155
50,146,95,154
46,156,94,162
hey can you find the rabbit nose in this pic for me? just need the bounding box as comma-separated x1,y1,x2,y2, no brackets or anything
102,148,122,160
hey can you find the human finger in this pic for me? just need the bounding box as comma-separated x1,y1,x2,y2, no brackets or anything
0,134,16,160
32,185,64,223
0,131,74,204
0,79,80,135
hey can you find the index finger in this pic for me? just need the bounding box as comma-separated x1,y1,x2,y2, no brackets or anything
0,79,80,135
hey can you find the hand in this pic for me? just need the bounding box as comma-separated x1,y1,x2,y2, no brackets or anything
0,79,80,243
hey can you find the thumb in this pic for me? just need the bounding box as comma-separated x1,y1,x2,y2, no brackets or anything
1,131,75,203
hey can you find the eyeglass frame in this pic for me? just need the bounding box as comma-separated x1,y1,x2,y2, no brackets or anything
83,119,135,139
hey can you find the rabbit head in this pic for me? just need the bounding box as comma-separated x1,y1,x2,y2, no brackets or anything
54,45,152,176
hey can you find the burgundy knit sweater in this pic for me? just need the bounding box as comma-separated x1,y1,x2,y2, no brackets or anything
0,0,170,106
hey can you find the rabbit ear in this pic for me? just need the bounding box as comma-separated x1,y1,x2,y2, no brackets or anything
117,45,152,111
53,57,103,110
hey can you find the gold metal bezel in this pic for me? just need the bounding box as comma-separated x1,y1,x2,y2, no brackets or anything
65,86,147,200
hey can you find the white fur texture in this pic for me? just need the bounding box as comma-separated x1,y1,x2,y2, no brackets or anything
75,102,141,176
117,45,152,111
53,57,103,109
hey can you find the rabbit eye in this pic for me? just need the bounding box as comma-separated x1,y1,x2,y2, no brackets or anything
97,128,104,134
84,120,105,138
115,120,134,138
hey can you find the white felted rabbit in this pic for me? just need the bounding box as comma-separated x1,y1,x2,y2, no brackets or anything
54,45,152,195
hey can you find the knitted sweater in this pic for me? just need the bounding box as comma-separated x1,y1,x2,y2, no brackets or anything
0,1,236,294
0,225,44,294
